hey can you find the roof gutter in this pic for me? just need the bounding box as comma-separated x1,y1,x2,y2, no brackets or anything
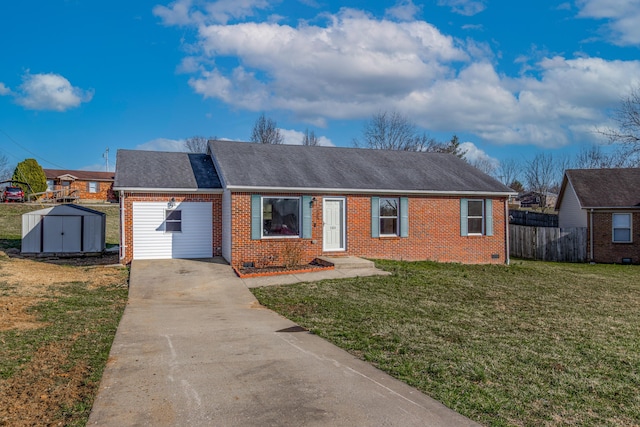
224,185,516,197
581,205,640,210
113,187,223,194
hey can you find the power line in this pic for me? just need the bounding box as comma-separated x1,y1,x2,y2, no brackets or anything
0,128,66,168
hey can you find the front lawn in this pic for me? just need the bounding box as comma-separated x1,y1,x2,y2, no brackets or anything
252,260,640,426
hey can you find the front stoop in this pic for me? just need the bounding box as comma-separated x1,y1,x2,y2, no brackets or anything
317,256,375,269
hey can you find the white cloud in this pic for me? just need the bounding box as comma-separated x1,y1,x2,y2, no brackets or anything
459,141,498,166
135,138,188,152
153,0,272,26
14,73,93,112
0,82,10,96
385,0,421,21
576,0,640,45
280,128,334,146
164,5,640,149
437,0,487,16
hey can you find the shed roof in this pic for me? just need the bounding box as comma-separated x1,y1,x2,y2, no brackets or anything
560,168,640,208
208,140,513,195
114,150,222,191
24,204,106,217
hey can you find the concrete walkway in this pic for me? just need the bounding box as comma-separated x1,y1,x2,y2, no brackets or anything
88,258,478,426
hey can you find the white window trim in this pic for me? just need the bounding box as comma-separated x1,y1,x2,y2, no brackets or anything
165,209,182,233
261,196,301,239
612,213,632,243
379,197,399,237
467,199,485,235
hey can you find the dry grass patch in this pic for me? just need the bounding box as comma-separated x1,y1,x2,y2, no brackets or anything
0,252,128,426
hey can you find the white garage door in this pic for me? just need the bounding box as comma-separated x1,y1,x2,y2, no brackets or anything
132,202,213,260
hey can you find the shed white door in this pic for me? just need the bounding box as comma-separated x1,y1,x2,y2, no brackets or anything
323,198,345,251
42,216,82,252
132,202,213,260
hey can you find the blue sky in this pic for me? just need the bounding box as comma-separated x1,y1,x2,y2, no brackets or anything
1,0,639,174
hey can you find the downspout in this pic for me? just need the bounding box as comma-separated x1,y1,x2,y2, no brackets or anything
505,197,510,265
119,190,126,263
589,208,594,263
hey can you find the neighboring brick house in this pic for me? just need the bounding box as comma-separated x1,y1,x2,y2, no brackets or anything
43,169,116,202
114,140,515,266
556,168,640,264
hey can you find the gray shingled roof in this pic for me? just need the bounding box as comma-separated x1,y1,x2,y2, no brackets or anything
565,168,640,208
209,140,513,194
114,149,221,190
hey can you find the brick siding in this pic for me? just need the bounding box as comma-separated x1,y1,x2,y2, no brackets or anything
589,211,640,264
229,193,508,269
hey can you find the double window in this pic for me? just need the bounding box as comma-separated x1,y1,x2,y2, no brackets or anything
461,199,493,236
165,209,182,232
612,213,632,243
371,197,408,237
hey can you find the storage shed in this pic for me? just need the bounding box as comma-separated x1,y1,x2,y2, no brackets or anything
22,204,106,255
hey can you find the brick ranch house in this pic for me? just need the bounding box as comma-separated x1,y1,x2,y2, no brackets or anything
43,169,116,202
556,168,640,264
114,140,516,267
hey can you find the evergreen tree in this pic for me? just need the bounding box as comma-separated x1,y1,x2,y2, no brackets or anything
12,158,47,196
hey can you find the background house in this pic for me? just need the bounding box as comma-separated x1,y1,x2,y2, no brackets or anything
556,168,640,264
115,140,515,267
43,169,115,203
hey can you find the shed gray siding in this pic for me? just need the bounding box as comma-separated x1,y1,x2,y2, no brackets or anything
21,205,106,254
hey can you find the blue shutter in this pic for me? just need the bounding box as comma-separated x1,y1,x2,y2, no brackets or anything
400,197,409,237
301,196,312,238
251,195,262,240
460,198,468,236
485,199,493,236
371,197,380,238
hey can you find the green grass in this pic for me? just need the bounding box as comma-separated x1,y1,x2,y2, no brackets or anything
252,260,640,426
0,203,120,248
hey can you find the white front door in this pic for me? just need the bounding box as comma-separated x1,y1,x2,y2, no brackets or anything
323,198,345,251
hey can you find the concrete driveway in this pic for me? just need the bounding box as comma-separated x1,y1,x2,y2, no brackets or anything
88,259,478,426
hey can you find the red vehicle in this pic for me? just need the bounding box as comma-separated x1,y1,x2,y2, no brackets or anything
2,186,25,202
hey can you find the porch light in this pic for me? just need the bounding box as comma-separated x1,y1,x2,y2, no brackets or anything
168,197,176,209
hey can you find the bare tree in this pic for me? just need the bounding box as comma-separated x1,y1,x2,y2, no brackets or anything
302,129,320,146
572,144,635,169
0,154,11,180
524,153,559,210
470,157,497,175
251,113,284,145
185,136,215,153
495,158,521,188
353,111,437,151
597,86,640,165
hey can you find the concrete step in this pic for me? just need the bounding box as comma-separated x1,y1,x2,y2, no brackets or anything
317,256,375,270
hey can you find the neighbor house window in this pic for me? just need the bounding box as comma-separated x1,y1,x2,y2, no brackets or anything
612,213,632,243
88,181,99,193
262,197,300,237
379,198,399,236
460,199,494,236
467,200,484,234
165,209,182,232
46,180,54,191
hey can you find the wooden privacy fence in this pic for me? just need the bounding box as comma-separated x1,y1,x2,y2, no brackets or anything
509,225,588,262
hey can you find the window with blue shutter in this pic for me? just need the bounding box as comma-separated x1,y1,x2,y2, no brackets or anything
461,198,493,236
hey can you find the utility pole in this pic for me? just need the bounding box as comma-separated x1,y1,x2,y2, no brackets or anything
103,147,110,171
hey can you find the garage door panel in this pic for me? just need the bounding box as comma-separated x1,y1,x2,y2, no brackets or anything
133,202,212,260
